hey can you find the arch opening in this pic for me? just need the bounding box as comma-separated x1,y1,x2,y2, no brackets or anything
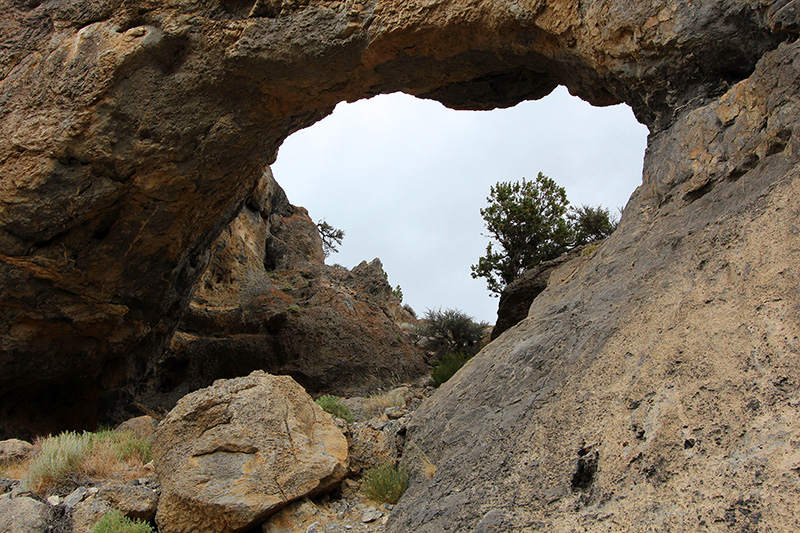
272,87,649,322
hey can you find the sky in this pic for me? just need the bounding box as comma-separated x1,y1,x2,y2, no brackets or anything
272,86,650,324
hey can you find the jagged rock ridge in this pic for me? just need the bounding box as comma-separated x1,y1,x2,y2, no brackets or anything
1,1,799,530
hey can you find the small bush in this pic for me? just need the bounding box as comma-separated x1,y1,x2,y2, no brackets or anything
94,510,154,533
363,463,409,504
430,351,473,387
24,430,153,494
25,432,89,493
315,395,354,423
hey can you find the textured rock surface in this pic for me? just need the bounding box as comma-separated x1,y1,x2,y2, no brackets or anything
0,494,52,533
137,168,426,412
2,1,800,530
152,371,349,533
390,38,800,531
491,245,588,340
1,0,792,437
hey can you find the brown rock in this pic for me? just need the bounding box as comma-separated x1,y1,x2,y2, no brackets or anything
137,172,428,412
0,438,34,465
491,246,590,340
97,483,159,522
71,497,114,533
0,494,51,533
114,416,158,440
152,371,348,533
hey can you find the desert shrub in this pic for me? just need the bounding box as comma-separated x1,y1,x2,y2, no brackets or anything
315,395,354,423
24,430,153,494
430,351,474,387
418,307,487,356
363,463,409,504
94,510,154,533
25,431,89,493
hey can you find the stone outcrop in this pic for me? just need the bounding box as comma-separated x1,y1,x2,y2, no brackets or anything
0,494,53,533
390,37,800,531
0,0,792,437
152,371,349,533
491,245,590,340
1,1,799,531
137,168,427,413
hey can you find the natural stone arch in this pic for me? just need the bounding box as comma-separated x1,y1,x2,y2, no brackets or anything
0,0,792,439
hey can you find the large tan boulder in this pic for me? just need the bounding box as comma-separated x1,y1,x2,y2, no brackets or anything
152,371,349,533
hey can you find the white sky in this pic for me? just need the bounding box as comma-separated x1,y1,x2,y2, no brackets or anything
272,86,650,323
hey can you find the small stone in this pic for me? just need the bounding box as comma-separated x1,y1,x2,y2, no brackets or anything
361,507,382,523
64,486,88,508
47,495,60,506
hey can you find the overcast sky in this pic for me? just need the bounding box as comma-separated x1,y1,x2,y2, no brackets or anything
272,86,650,324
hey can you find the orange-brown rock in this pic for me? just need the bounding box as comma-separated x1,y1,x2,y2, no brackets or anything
152,371,349,533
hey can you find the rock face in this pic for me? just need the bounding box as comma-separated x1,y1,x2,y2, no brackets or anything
152,371,349,533
1,1,799,530
491,245,589,340
0,0,791,438
137,168,426,413
391,37,800,531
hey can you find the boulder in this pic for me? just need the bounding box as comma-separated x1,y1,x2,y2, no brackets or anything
152,371,349,533
0,494,51,533
0,438,34,465
97,483,159,522
115,416,158,440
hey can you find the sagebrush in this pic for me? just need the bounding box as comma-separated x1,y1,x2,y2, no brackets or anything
315,395,355,423
23,430,152,494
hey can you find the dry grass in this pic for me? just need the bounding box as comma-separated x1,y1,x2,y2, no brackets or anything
20,430,152,495
365,389,406,418
408,442,436,480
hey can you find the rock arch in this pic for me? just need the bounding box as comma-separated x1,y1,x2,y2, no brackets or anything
0,0,796,464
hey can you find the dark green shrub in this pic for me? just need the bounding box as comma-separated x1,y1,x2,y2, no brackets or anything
363,463,409,504
419,307,487,356
94,510,154,533
315,395,354,423
430,351,474,387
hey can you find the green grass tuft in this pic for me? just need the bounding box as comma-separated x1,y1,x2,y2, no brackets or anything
93,510,155,533
363,462,409,504
315,395,355,423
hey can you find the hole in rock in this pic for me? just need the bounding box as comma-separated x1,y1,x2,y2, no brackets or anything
571,448,599,492
273,88,648,323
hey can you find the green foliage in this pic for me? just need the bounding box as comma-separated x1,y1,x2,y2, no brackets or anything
419,307,486,356
94,510,155,533
391,284,403,301
471,173,573,294
430,351,474,387
363,463,409,504
315,395,355,423
25,431,89,492
317,219,345,257
569,204,618,246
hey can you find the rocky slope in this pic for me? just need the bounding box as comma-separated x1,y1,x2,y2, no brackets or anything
1,1,799,531
137,167,427,413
